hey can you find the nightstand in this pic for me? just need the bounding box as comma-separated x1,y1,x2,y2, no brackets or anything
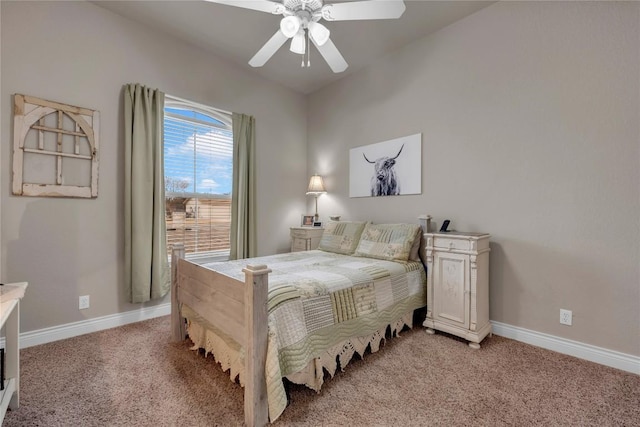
423,232,491,348
290,227,324,252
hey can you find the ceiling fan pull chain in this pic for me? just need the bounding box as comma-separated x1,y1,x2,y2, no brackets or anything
307,29,311,67
300,30,306,67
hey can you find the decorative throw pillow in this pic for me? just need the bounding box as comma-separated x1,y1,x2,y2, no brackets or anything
409,226,423,262
317,221,368,255
354,223,421,262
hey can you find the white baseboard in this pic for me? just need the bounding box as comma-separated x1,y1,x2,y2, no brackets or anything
0,303,170,349
491,321,640,375
1,308,637,375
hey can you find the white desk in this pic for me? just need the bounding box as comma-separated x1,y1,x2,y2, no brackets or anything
0,282,27,424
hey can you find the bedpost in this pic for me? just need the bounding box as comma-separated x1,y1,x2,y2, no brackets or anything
418,214,432,233
171,244,186,342
243,264,272,427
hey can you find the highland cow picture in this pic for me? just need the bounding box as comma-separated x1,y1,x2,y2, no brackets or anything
349,133,421,197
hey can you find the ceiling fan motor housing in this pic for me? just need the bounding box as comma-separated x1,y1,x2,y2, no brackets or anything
284,0,324,13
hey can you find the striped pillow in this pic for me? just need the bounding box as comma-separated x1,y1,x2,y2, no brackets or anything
317,221,368,255
354,223,421,262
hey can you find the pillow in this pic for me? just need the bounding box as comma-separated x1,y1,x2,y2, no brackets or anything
409,226,423,262
354,223,421,262
317,221,368,255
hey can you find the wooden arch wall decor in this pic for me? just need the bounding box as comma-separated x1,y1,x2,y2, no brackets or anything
12,94,99,198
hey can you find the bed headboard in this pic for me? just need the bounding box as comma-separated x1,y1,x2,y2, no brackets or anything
418,214,432,234
417,214,432,264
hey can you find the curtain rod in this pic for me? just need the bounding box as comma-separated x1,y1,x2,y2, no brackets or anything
165,93,232,116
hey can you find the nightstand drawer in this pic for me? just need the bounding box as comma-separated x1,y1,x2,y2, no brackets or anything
290,227,324,252
292,238,308,251
432,237,471,251
290,227,324,239
291,228,313,239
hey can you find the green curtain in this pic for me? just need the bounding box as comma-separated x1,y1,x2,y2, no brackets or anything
124,84,170,303
230,112,257,260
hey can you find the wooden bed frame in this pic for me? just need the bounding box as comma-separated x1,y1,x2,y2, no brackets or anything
170,215,432,427
171,246,271,426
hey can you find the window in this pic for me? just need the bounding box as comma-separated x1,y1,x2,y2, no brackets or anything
163,96,233,261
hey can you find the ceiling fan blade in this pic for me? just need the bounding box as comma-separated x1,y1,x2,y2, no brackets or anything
203,0,285,15
249,30,289,67
322,0,406,21
312,37,348,73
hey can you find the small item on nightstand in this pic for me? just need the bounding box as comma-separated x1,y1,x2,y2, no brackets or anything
439,219,451,232
301,215,314,227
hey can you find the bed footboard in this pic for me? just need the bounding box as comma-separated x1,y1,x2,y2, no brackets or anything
243,264,271,427
171,245,271,427
171,245,186,342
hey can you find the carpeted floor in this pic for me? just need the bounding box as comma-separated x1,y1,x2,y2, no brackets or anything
3,315,639,426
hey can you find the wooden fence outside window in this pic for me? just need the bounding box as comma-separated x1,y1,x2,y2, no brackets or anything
166,197,231,255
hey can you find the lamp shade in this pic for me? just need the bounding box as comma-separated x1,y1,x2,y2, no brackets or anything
308,21,330,46
280,16,301,38
306,174,326,195
290,31,306,54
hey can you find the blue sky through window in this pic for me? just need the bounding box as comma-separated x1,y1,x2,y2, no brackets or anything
164,107,232,196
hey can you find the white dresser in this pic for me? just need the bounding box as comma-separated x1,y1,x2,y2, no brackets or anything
422,232,491,348
0,282,28,423
290,227,324,252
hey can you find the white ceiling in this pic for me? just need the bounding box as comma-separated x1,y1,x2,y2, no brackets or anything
92,0,493,94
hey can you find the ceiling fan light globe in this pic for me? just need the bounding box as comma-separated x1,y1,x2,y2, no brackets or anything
308,21,330,46
290,32,306,54
280,16,301,38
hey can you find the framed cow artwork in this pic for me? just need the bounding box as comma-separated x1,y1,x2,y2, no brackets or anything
349,133,421,198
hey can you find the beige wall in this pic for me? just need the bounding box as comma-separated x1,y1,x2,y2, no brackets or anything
308,2,639,356
1,1,638,358
1,1,307,331
0,3,2,283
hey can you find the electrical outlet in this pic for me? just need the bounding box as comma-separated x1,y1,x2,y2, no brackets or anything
79,295,90,310
560,309,572,326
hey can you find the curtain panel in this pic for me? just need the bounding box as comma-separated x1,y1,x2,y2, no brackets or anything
230,113,257,260
124,84,170,303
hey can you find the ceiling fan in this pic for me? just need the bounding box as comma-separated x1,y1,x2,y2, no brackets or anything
204,0,406,73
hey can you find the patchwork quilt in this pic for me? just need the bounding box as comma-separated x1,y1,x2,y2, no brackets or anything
188,249,427,421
